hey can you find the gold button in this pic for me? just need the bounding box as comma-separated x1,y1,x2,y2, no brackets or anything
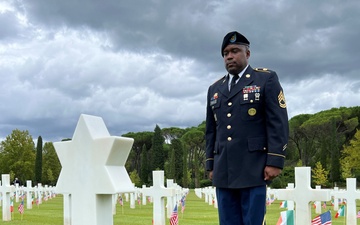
250,100,254,103
228,102,232,106
227,113,231,117
227,137,232,141
263,147,267,151
227,125,231,129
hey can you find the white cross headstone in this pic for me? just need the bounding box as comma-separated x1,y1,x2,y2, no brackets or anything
0,174,15,221
204,187,209,203
37,183,43,204
166,179,175,218
63,194,71,225
142,185,147,205
194,188,202,198
333,178,360,224
277,167,331,224
315,185,322,214
0,180,2,207
15,183,19,202
54,114,135,225
25,180,33,209
130,190,136,209
112,194,117,215
331,187,339,210
286,183,295,210
142,171,175,225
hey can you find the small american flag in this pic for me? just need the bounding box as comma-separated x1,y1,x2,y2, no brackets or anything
118,196,123,206
180,196,186,213
311,211,331,225
169,204,178,225
18,201,24,214
322,201,326,209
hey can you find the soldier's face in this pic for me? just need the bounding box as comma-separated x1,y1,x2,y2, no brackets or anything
223,44,250,75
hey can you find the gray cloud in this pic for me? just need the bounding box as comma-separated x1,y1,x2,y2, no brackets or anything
1,0,359,142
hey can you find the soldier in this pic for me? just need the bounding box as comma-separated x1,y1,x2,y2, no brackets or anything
205,31,289,225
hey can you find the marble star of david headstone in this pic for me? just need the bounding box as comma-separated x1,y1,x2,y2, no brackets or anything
54,114,135,225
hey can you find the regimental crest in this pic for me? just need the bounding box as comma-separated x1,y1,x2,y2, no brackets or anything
230,34,237,43
278,90,286,108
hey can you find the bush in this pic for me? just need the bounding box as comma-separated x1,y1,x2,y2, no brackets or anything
200,179,212,188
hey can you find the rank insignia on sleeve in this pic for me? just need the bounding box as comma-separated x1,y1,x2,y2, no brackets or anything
278,90,286,108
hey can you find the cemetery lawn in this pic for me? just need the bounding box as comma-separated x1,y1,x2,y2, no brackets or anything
1,191,359,225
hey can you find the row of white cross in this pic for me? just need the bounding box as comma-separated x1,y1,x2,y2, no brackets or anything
195,167,360,225
1,171,189,225
0,174,56,221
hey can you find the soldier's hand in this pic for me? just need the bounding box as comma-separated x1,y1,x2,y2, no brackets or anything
264,166,281,181
209,171,213,180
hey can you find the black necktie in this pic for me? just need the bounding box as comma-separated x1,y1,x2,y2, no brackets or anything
230,75,239,92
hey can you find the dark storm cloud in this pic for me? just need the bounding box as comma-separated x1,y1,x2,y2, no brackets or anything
1,0,359,142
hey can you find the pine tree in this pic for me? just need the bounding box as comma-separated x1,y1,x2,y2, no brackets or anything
34,136,43,184
312,161,329,187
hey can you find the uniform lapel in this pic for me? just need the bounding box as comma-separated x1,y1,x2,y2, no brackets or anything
217,76,229,98
228,66,254,99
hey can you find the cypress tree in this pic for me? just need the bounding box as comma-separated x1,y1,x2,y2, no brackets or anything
151,125,165,170
34,136,43,184
140,144,149,185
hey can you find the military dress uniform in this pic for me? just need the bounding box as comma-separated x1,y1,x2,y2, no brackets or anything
205,66,289,224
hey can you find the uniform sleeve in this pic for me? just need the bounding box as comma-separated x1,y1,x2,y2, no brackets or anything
264,71,289,169
205,86,216,171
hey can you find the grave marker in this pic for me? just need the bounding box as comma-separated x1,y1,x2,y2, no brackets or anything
333,178,360,224
286,183,295,210
277,167,331,224
331,187,340,210
0,174,15,221
166,179,175,218
25,180,33,209
54,114,135,225
142,171,175,225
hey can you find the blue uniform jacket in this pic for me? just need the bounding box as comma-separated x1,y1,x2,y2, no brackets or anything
205,66,289,189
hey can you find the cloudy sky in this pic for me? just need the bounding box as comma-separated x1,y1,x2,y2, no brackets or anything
1,0,359,143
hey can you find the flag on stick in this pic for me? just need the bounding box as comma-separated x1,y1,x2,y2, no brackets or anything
335,205,345,218
169,204,178,225
18,200,24,214
276,210,294,225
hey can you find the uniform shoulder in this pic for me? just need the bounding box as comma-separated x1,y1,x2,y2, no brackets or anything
210,75,226,86
253,67,275,74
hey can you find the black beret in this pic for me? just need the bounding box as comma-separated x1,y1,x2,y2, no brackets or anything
221,31,250,57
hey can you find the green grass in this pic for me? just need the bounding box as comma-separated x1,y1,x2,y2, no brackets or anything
0,191,358,224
